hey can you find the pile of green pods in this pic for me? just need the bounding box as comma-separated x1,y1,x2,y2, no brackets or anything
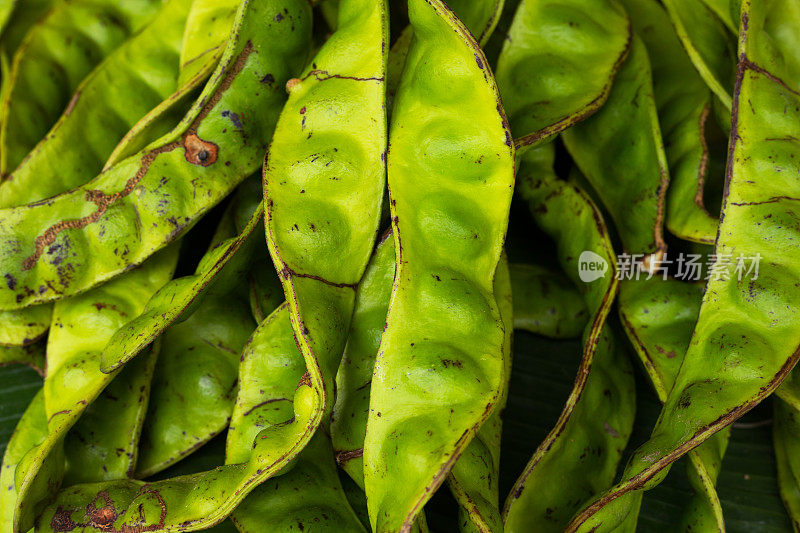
0,0,798,531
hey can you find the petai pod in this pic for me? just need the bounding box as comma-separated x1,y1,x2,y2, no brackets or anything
263,0,387,439
774,399,800,528
565,2,800,530
330,233,512,532
622,0,721,245
0,305,51,347
0,390,48,532
0,0,165,175
135,195,260,478
0,0,195,208
503,144,635,532
0,0,52,66
362,0,514,529
226,304,365,532
701,0,740,33
618,277,728,531
177,0,240,86
0,0,312,310
494,0,631,147
662,0,736,110
11,248,178,533
562,35,668,259
0,342,45,373
509,263,587,339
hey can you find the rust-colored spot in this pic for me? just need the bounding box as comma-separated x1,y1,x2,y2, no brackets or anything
90,506,117,530
285,78,301,93
183,134,218,167
298,372,312,388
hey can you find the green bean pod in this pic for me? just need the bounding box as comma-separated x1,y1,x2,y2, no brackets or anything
11,248,178,533
565,2,800,530
622,0,721,245
135,199,259,478
662,0,736,110
263,0,387,436
0,0,165,175
503,145,635,532
362,0,514,529
226,304,365,532
0,390,47,532
177,0,240,86
0,0,196,208
619,278,728,531
509,263,587,339
562,35,668,258
494,0,631,147
0,0,52,71
0,0,312,311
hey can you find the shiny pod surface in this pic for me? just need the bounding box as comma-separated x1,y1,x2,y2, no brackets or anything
0,0,311,310
0,0,165,175
494,0,631,146
363,0,514,530
566,1,800,530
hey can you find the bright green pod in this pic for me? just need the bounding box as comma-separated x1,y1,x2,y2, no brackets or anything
503,145,635,532
178,0,239,86
509,263,587,339
0,0,196,208
0,0,53,88
11,248,178,533
0,0,312,311
662,0,736,110
226,304,364,532
0,0,16,42
494,0,631,147
774,399,800,527
135,199,258,478
562,35,668,257
623,0,721,245
330,234,511,532
565,2,800,530
618,277,728,531
263,0,387,444
446,0,504,44
0,390,47,532
362,0,514,529
0,0,165,175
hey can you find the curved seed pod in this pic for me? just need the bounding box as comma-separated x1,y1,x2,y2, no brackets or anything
0,0,16,39
623,0,721,245
503,144,635,532
774,400,800,528
0,0,52,71
61,342,162,486
0,0,312,311
0,0,194,208
362,0,514,529
0,390,47,532
178,0,239,86
662,0,736,110
0,305,51,347
263,0,387,437
11,248,178,533
0,342,44,373
509,263,587,338
226,305,364,532
135,202,258,478
448,256,512,533
494,0,631,147
0,0,165,175
565,2,800,530
562,35,668,258
618,277,728,531
701,0,739,33
100,204,265,375
247,259,283,323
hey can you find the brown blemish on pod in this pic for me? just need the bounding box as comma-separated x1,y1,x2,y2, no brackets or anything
183,134,218,166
